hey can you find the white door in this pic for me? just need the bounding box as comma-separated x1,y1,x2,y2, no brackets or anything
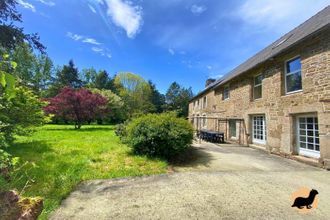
252,115,266,144
297,116,320,158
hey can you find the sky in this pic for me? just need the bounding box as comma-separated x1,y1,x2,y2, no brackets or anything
16,0,330,94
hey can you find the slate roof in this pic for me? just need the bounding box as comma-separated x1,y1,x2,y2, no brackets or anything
191,6,330,101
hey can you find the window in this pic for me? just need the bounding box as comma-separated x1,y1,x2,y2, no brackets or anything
297,116,320,158
197,100,200,109
223,85,230,100
252,115,266,144
253,74,263,99
285,57,302,93
229,120,237,138
203,97,207,109
202,114,207,128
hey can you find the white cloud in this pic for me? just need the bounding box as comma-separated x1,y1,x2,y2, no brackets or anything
91,47,112,59
67,32,83,41
237,0,330,32
104,0,143,38
67,32,101,45
207,65,212,70
36,0,55,6
82,38,101,45
88,4,97,13
92,47,103,53
191,4,207,15
168,48,175,55
17,0,36,12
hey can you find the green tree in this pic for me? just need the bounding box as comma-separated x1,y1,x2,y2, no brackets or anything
11,43,53,93
148,80,165,113
114,72,154,117
94,70,111,89
165,82,194,118
0,0,45,52
46,60,82,97
81,67,97,87
91,88,125,123
57,60,82,88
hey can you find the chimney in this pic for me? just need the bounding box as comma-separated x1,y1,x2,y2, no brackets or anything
205,78,216,87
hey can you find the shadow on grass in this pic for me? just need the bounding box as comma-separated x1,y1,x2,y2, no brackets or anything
9,140,53,157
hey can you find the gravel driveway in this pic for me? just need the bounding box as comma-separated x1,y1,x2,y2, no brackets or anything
51,143,330,220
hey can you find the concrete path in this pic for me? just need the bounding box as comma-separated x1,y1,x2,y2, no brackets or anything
51,143,330,220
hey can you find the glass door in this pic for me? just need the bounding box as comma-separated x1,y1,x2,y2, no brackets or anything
252,115,266,144
297,116,320,158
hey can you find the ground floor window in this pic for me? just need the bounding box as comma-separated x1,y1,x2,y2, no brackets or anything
297,115,320,158
202,114,207,128
229,120,237,138
252,115,266,144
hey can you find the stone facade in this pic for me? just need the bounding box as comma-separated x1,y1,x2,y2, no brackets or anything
189,28,330,168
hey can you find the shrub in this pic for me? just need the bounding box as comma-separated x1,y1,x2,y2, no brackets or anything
126,113,193,160
115,122,128,142
0,149,19,179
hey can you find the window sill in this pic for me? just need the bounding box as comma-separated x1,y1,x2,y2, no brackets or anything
284,90,303,96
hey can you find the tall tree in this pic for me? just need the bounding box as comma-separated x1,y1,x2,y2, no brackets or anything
81,67,97,87
148,80,165,113
12,43,53,93
94,70,110,89
0,0,45,52
114,72,154,117
165,82,194,118
56,60,82,88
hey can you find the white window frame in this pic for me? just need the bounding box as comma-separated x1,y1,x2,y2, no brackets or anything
229,120,237,139
223,85,230,100
202,114,207,128
296,114,320,158
203,97,207,109
252,115,266,145
253,73,263,100
285,56,302,95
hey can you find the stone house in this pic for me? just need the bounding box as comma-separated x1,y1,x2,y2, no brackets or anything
188,6,330,168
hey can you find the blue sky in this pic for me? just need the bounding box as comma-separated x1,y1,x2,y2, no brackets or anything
17,0,330,94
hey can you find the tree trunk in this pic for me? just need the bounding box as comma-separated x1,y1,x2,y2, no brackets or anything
74,122,82,129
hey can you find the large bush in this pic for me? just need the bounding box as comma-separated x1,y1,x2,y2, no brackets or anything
125,113,193,160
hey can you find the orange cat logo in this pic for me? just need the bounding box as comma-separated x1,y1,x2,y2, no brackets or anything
291,187,319,213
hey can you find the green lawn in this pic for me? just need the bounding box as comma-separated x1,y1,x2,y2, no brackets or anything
0,125,168,219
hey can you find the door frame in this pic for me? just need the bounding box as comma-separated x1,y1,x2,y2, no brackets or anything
252,115,266,145
296,114,320,158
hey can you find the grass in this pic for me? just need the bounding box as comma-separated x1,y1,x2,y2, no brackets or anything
0,125,168,219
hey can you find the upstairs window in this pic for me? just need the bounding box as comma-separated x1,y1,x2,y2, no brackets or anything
197,100,200,109
285,57,302,93
254,74,263,99
203,97,207,109
223,85,230,100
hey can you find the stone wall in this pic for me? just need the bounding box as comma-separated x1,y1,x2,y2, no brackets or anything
189,28,330,167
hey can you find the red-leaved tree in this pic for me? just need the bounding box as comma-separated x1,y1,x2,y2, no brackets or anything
44,87,108,129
